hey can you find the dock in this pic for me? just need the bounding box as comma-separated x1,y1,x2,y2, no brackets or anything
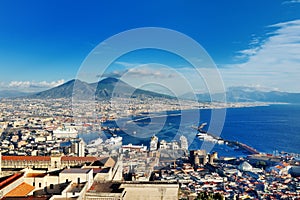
194,123,260,155
236,141,260,154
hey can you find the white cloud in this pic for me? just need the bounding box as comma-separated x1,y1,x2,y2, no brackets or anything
282,0,300,4
101,70,126,78
249,36,261,46
222,19,300,92
127,66,176,78
103,64,177,79
236,47,261,59
8,79,65,89
97,20,300,93
115,61,139,68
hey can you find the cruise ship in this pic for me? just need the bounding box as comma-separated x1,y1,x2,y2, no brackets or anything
53,126,78,138
87,137,103,148
197,133,215,140
105,136,122,146
197,133,224,144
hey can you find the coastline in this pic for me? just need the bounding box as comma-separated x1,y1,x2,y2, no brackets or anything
128,101,289,117
98,102,300,156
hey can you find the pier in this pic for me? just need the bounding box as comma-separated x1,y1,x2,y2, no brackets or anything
194,123,260,155
235,141,260,154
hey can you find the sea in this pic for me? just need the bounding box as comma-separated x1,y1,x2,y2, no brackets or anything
79,104,300,157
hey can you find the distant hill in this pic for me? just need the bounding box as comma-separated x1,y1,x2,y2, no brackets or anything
31,79,93,99
225,86,300,103
181,86,300,103
28,77,173,100
4,80,300,103
93,77,172,99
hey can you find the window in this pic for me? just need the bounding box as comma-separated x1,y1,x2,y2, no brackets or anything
50,184,53,189
39,182,41,188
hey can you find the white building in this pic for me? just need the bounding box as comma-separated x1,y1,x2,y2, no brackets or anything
150,135,158,151
59,168,94,188
180,135,188,150
159,140,168,149
53,126,78,138
71,138,85,157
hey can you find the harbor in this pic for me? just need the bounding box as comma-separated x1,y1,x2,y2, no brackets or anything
194,122,260,155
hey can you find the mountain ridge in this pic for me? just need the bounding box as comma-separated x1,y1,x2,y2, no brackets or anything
181,86,300,103
27,77,173,100
1,79,300,103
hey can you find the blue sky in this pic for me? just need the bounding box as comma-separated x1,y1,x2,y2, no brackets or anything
1,0,300,92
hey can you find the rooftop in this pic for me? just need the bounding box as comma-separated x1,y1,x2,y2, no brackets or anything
0,173,24,190
88,181,123,193
5,182,35,197
2,156,51,161
26,173,47,178
1,197,50,200
61,156,102,162
66,182,87,193
61,168,91,174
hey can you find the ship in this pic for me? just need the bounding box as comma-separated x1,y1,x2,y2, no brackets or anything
197,133,216,141
105,136,122,146
87,137,103,148
53,126,78,138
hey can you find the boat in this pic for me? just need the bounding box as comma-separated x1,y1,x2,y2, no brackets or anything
197,133,218,142
87,137,103,148
197,133,213,139
217,139,224,144
53,126,78,138
105,136,122,146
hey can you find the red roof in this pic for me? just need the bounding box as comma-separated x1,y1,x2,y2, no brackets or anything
0,173,23,190
26,173,47,178
61,156,103,162
2,156,51,161
2,155,106,163
5,182,35,197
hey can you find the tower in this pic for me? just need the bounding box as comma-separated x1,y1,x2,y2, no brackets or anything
190,150,207,166
179,135,188,150
150,135,158,151
71,138,85,157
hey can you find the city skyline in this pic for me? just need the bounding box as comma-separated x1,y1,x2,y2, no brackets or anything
1,0,300,93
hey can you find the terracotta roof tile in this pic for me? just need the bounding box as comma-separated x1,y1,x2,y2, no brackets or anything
26,173,47,178
5,182,35,197
61,156,103,162
2,155,108,163
2,156,51,161
0,173,23,190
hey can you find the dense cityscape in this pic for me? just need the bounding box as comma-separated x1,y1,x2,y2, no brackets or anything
0,97,299,200
1,1,300,200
